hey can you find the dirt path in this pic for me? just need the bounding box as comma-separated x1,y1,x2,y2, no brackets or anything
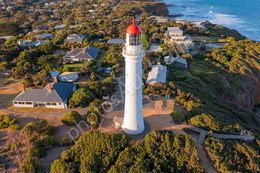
197,144,218,173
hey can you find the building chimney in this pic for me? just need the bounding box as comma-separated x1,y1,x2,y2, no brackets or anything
47,83,52,92
53,76,58,83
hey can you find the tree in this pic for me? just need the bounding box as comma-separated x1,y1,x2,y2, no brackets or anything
33,70,50,87
141,32,150,50
80,60,98,74
68,88,95,108
61,111,82,126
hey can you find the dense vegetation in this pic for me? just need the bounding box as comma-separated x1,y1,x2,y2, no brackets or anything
50,131,130,173
51,130,204,173
204,138,260,173
109,130,204,173
166,39,260,135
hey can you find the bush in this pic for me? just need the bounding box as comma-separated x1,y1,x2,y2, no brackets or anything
61,111,82,126
171,111,186,123
188,113,220,131
0,115,20,130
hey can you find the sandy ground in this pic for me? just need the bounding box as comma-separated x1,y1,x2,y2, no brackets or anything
0,78,22,111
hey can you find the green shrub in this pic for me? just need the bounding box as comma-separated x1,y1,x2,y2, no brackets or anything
0,115,19,130
188,113,220,131
171,111,186,123
61,111,82,126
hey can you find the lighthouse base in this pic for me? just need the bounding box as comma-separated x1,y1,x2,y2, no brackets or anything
122,123,145,135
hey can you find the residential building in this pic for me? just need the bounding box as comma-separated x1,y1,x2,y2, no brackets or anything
13,82,76,109
148,44,163,53
107,38,124,45
34,33,53,40
165,27,194,52
54,24,66,30
50,71,60,78
149,16,168,23
17,40,48,48
164,55,188,69
65,34,86,44
63,46,100,63
146,64,167,85
59,72,79,82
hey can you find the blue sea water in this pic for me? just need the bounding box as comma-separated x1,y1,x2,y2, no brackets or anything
164,0,260,41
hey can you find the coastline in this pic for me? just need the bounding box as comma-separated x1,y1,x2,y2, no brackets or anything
161,0,259,41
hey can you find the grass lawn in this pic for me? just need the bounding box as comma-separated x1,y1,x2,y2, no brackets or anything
63,63,84,71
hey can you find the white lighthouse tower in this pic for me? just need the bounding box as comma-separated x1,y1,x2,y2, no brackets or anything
122,18,145,135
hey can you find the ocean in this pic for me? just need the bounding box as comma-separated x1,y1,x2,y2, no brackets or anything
164,0,260,41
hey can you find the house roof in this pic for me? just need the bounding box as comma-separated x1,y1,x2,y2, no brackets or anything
107,38,124,44
59,72,79,77
64,47,100,60
65,34,85,43
167,27,183,34
13,82,75,103
146,64,167,84
34,33,53,40
174,57,187,65
50,71,60,78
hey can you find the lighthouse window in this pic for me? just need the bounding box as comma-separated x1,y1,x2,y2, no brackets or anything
129,34,141,46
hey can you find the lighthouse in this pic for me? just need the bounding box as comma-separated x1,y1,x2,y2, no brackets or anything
122,18,145,135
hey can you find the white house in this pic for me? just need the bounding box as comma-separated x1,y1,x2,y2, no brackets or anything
165,27,194,52
13,82,76,109
59,72,79,82
146,64,167,85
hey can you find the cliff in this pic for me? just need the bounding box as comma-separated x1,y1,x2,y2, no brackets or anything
137,1,169,16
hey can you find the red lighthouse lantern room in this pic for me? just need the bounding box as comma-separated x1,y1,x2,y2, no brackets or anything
126,18,141,46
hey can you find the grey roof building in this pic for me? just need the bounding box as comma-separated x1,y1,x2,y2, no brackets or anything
146,64,167,85
63,46,100,63
65,34,86,44
13,82,76,109
34,33,53,40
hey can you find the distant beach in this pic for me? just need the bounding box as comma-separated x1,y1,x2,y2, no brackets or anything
163,0,260,41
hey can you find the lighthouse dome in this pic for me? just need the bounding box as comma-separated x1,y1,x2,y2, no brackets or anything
126,18,141,34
